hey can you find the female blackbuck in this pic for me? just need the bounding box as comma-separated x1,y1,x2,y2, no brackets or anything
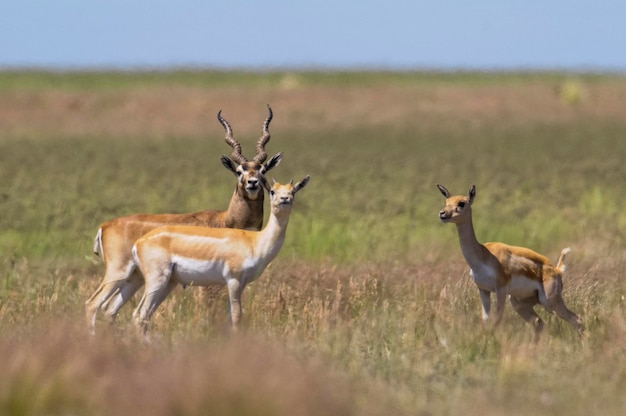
130,176,310,336
437,184,584,341
85,106,282,334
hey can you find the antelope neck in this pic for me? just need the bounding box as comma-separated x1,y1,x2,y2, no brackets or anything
255,207,290,258
454,216,488,269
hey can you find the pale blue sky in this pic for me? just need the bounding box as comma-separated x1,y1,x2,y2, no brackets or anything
2,1,625,71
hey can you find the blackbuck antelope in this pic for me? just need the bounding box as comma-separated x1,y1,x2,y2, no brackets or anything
85,106,282,334
130,176,310,336
437,184,584,341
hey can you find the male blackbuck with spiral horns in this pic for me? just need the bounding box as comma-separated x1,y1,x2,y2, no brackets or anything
85,106,282,334
130,176,310,336
437,184,584,342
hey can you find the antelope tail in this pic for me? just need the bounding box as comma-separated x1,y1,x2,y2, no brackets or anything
555,247,571,273
93,228,103,258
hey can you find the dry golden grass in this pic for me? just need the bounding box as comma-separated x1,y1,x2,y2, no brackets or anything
2,253,624,415
0,321,357,416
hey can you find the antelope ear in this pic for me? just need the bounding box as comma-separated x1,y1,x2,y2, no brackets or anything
294,175,311,193
220,155,238,174
264,152,283,172
436,184,450,198
468,185,476,204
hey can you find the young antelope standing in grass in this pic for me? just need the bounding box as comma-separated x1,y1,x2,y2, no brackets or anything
437,184,584,341
131,176,310,336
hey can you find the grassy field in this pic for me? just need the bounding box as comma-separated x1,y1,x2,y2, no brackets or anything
0,70,625,415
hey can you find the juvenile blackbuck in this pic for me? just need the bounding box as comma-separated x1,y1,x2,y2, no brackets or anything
130,176,310,336
85,106,282,334
437,184,584,341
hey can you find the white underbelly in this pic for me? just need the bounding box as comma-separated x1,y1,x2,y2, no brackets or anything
505,275,542,299
171,256,229,286
470,268,542,299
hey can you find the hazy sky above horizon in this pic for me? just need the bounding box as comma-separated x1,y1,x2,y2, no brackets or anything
2,1,625,71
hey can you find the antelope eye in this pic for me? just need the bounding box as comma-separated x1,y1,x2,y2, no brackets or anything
270,190,275,196
458,201,466,208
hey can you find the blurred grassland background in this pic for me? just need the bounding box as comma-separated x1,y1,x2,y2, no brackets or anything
0,71,625,415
